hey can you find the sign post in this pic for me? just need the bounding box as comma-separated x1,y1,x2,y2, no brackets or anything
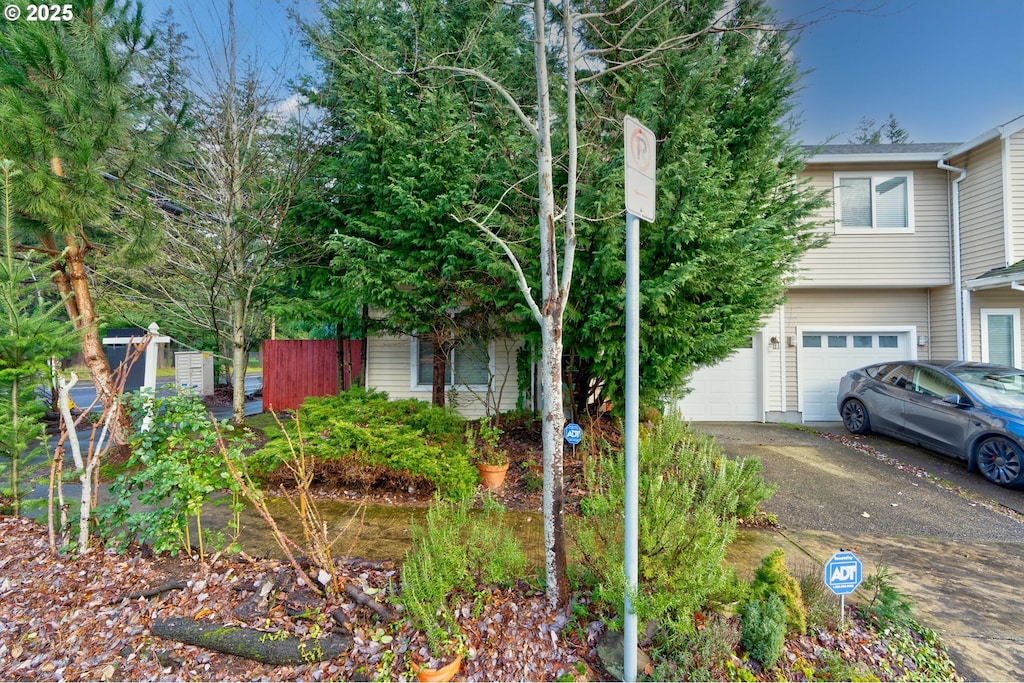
623,115,655,683
564,422,582,459
824,550,863,626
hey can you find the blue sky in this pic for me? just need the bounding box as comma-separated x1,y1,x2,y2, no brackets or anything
143,0,1024,146
771,0,1024,145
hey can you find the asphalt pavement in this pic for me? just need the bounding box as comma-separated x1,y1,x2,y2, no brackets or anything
704,421,1024,683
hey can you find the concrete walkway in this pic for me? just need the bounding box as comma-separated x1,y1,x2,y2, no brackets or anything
706,422,1024,683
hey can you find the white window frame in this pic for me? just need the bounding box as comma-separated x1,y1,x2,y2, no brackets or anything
833,171,915,234
980,308,1021,366
410,337,495,391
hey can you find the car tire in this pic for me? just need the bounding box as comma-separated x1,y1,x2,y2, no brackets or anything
975,437,1024,488
840,399,871,435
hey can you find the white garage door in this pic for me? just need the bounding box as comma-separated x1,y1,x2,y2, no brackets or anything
677,337,760,421
799,331,912,421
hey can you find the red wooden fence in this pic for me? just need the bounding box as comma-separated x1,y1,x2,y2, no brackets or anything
261,339,363,412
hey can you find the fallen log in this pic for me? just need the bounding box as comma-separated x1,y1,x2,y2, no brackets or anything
110,580,187,604
151,617,352,665
344,583,399,622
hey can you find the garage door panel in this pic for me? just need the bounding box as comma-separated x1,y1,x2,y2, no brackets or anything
677,338,760,421
800,332,910,421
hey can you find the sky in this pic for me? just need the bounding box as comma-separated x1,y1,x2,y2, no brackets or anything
770,0,1024,145
141,0,1024,146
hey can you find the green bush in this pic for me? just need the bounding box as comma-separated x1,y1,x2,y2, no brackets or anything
394,495,527,657
740,593,786,669
98,390,242,558
572,415,775,640
254,389,476,499
800,570,840,633
859,566,915,629
749,549,807,635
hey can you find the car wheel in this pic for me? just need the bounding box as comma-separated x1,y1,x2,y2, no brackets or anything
975,437,1024,488
840,399,870,435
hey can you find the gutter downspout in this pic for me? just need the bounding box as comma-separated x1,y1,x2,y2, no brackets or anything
938,160,968,360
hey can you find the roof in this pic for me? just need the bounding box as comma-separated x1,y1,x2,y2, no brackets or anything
966,260,1024,290
803,143,961,164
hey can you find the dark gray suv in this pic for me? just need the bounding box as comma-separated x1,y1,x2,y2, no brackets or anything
837,360,1024,488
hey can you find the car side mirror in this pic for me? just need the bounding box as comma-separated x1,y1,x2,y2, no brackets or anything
942,393,971,408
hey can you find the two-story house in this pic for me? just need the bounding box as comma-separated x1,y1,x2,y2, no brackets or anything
678,113,1024,423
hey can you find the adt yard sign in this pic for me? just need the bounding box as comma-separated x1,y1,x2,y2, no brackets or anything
564,423,583,445
824,551,863,596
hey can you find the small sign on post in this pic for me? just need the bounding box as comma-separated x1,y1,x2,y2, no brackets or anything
563,422,582,445
824,550,863,626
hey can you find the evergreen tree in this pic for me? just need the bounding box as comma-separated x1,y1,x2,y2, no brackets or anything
0,160,78,516
0,0,168,445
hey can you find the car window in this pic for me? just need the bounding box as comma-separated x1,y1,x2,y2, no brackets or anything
948,366,1024,409
911,368,959,398
874,363,914,389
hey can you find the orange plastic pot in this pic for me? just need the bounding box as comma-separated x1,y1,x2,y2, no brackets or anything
412,654,462,682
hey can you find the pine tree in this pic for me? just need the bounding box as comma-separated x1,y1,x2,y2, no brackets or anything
0,0,167,445
0,160,78,516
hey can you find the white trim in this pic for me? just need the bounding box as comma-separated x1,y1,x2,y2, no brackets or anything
980,308,1021,366
795,325,917,418
963,289,973,360
833,171,915,234
1003,136,1013,267
779,305,787,414
807,152,947,164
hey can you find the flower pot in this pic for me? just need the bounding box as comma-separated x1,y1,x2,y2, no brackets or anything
476,462,509,490
412,653,462,682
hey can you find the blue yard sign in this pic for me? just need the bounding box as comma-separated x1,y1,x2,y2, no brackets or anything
824,550,863,596
563,422,583,445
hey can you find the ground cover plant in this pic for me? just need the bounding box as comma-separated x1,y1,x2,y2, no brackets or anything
253,388,477,500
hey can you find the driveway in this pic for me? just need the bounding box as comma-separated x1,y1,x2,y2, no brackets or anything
702,422,1024,682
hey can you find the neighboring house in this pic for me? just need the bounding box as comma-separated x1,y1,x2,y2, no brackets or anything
678,113,1024,423
363,333,523,418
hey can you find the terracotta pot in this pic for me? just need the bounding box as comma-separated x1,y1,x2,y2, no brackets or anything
476,462,509,490
412,653,462,682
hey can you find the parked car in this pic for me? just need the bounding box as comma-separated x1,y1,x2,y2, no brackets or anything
837,360,1024,488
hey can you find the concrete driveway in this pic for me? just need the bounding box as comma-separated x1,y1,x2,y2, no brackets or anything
703,422,1024,682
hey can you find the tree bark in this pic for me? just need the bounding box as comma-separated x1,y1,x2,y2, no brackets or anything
231,298,247,425
152,617,352,665
60,244,132,446
431,340,447,408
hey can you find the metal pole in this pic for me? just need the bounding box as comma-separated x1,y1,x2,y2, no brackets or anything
623,211,640,682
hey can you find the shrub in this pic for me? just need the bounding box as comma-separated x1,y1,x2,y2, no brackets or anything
572,415,776,640
749,549,807,635
394,494,528,657
98,390,242,558
740,593,786,669
859,566,915,629
254,389,476,500
799,570,840,633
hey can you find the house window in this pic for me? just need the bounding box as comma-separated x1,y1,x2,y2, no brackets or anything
835,172,913,232
415,338,491,387
981,309,1021,367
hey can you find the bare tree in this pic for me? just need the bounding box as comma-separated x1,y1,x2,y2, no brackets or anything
113,1,320,425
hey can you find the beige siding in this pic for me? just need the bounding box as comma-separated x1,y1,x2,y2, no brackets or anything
1010,131,1024,264
780,289,930,411
364,334,520,419
953,138,1006,280
966,289,1024,364
795,163,952,287
927,286,959,360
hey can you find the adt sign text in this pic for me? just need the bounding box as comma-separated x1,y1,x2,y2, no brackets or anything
824,551,863,596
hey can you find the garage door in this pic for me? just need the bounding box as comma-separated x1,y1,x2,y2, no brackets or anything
799,331,911,421
677,337,761,421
